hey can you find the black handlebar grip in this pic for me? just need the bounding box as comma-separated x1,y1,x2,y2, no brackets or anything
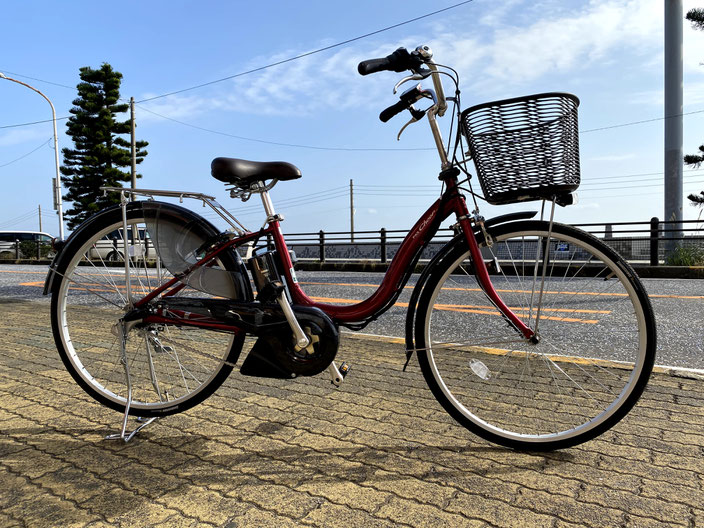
358,47,413,75
358,58,392,76
379,100,409,123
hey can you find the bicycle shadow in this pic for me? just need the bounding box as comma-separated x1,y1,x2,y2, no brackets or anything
2,423,576,486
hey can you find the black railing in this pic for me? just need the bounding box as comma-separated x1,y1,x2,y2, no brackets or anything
283,218,704,267
0,240,54,261
3,218,703,266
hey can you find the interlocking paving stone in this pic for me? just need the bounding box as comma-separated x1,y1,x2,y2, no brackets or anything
1,299,703,527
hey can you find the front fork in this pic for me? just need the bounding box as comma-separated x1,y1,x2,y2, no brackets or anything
457,212,536,341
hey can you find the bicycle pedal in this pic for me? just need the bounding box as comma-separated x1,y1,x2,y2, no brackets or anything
338,362,351,378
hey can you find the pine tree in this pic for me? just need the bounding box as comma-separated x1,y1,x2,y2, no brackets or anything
686,8,704,206
60,63,148,229
686,7,704,30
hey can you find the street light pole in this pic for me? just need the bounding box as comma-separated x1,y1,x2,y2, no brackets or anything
664,0,683,254
0,72,65,239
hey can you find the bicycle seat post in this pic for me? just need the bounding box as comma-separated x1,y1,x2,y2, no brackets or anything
258,182,278,221
255,181,310,350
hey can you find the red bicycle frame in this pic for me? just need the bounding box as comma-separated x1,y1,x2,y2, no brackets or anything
136,177,534,340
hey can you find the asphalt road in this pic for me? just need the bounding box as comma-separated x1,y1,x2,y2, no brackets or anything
1,264,703,370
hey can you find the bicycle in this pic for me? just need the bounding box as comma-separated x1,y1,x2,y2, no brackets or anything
44,45,656,451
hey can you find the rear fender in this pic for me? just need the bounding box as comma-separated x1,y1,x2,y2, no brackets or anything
43,201,253,302
43,203,126,295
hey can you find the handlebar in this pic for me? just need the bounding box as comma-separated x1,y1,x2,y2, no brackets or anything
379,99,410,123
379,84,435,123
357,47,422,75
358,45,447,120
358,44,451,168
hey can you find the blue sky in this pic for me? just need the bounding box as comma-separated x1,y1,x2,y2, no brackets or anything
1,0,704,237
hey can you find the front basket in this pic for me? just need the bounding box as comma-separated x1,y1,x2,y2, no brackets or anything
461,92,581,205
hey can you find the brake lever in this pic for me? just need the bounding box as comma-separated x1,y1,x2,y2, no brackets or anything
393,68,432,94
397,107,427,140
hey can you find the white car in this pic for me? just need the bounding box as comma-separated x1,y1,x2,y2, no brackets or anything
0,231,55,259
88,227,154,262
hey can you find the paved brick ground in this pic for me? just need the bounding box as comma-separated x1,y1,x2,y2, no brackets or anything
1,298,703,527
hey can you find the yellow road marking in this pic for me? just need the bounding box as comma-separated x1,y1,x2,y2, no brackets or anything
299,280,704,300
26,284,599,324
308,296,599,324
12,272,704,300
347,332,644,371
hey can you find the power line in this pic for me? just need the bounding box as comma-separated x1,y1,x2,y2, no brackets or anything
0,208,37,223
201,190,352,220
0,70,74,90
0,210,38,229
233,190,350,214
0,138,51,168
580,109,704,133
135,102,704,153
205,170,704,217
582,169,679,182
356,184,437,189
137,104,435,151
580,169,703,187
234,187,349,212
357,191,439,197
580,177,704,192
0,116,69,129
195,186,350,219
136,0,476,104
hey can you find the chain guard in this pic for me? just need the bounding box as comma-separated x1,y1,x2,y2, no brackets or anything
240,306,339,378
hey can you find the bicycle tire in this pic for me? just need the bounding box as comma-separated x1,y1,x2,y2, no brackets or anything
414,220,656,450
50,201,252,417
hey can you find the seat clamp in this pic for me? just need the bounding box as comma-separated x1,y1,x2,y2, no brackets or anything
267,214,285,223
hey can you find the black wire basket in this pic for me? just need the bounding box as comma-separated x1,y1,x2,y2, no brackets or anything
461,92,580,205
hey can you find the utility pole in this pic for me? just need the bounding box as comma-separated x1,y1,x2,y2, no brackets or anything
664,0,683,253
129,97,139,248
350,179,355,242
38,205,42,232
130,97,137,197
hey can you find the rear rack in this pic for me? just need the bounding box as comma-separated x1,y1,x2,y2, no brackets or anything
100,186,248,235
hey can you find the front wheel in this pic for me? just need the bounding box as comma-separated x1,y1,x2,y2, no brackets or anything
414,220,656,450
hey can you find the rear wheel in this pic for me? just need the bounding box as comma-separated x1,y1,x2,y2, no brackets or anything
414,220,656,450
50,202,251,417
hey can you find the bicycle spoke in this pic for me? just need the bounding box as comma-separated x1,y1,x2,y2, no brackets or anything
52,205,245,416
416,221,654,449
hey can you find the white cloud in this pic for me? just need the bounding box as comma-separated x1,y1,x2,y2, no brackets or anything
0,128,49,147
137,94,210,122
463,0,661,89
134,1,696,121
217,0,670,114
219,45,396,117
631,80,704,107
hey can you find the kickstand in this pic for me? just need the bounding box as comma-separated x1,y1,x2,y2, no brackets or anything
105,320,158,442
105,416,158,443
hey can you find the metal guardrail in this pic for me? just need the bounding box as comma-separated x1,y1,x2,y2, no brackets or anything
0,240,54,261
3,218,703,266
281,218,704,267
